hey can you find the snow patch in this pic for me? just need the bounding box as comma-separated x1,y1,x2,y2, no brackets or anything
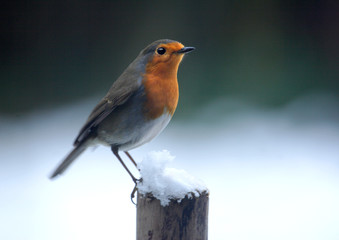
137,150,208,206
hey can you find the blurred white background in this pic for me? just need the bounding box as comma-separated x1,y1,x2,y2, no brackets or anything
1,93,338,240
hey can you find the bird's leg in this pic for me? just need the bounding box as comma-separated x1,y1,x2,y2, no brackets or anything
112,147,141,204
124,151,138,169
111,147,138,183
123,151,143,202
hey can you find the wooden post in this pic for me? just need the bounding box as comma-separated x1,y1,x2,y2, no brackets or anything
136,191,209,240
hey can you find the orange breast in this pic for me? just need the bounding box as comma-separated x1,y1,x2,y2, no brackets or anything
142,56,182,119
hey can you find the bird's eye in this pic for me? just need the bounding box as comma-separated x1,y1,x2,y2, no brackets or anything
156,47,166,55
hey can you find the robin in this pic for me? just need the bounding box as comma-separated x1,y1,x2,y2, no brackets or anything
50,39,195,186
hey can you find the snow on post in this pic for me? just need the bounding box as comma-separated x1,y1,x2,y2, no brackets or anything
136,150,209,240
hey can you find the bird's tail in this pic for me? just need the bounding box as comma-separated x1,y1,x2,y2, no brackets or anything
50,143,87,179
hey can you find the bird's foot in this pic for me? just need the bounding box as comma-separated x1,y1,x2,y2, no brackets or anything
130,178,143,205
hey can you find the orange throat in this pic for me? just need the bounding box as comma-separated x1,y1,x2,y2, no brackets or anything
142,57,182,120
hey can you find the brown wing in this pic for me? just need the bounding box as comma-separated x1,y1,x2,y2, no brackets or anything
74,68,143,146
73,49,148,146
74,94,130,145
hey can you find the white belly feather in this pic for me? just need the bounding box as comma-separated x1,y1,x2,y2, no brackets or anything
121,112,172,151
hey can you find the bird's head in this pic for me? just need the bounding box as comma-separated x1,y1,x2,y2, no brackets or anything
139,39,195,77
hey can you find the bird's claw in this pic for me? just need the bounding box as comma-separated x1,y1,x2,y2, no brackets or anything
130,178,142,205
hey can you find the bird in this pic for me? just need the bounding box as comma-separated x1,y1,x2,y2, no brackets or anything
50,39,195,185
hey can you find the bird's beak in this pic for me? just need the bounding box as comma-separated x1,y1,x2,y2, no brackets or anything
176,46,195,54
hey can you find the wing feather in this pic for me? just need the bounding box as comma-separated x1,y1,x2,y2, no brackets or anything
74,69,143,145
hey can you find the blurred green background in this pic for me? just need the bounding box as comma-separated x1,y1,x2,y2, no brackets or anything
1,0,338,116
